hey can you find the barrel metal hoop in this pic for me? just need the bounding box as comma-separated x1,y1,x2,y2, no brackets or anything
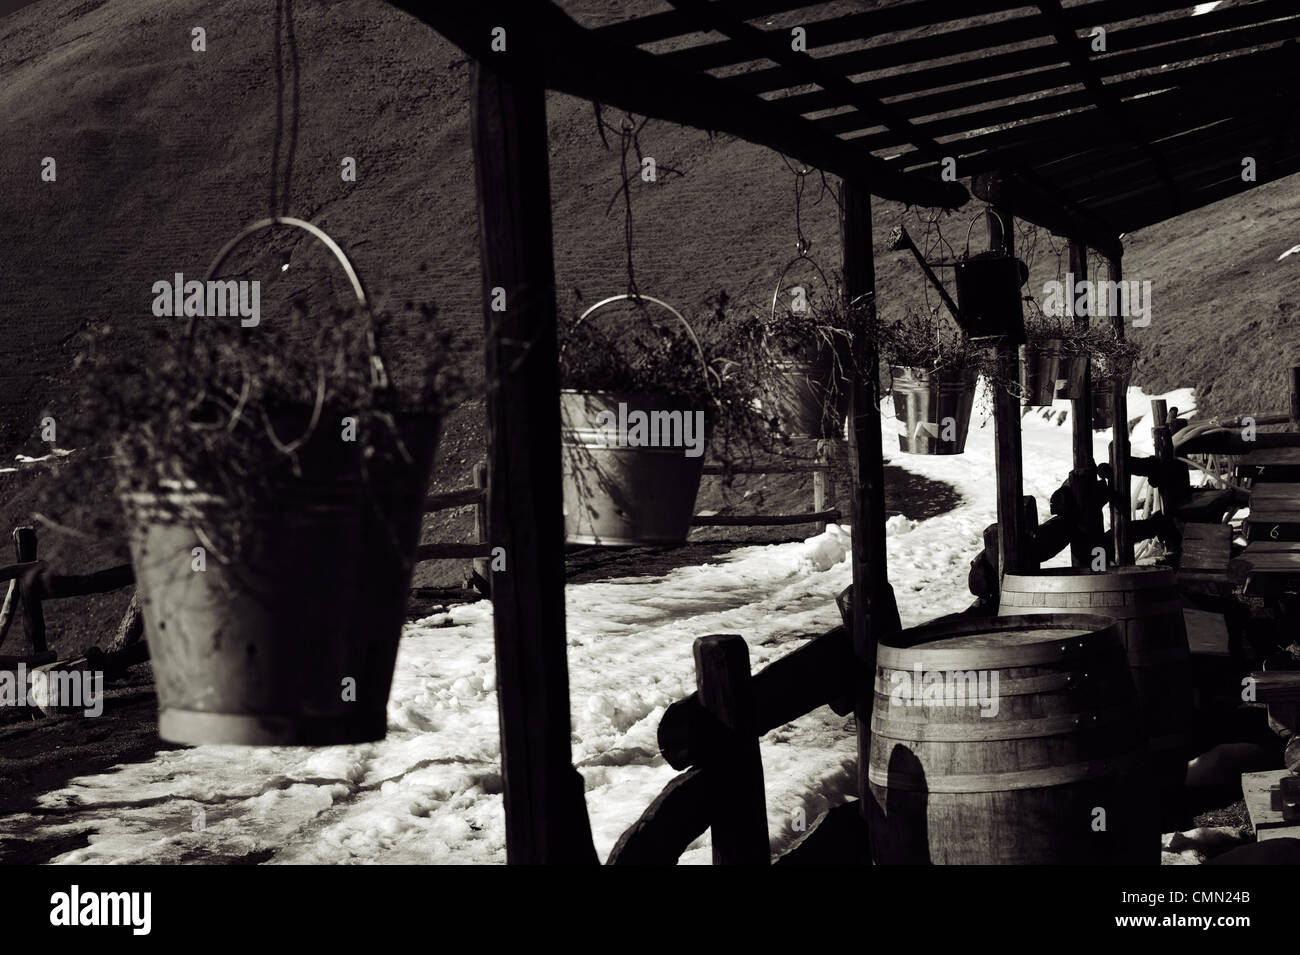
867,751,1145,793
871,704,1136,741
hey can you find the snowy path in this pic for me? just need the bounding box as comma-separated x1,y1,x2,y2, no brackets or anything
0,384,1195,865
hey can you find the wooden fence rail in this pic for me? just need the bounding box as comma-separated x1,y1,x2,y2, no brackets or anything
610,627,855,864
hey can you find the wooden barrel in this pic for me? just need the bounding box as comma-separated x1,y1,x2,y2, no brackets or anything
999,567,1193,808
869,613,1159,865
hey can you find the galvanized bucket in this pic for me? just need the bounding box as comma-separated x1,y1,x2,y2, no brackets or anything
1019,339,1087,406
1092,373,1128,429
890,365,977,455
764,251,848,439
124,217,440,745
560,295,713,546
560,389,707,545
766,350,849,440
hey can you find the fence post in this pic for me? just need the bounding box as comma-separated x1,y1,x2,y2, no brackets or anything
1151,399,1170,516
695,634,769,865
13,526,46,654
814,439,835,533
471,460,490,596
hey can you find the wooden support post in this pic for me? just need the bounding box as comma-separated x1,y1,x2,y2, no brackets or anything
813,439,836,533
1067,239,1103,567
1290,365,1300,431
1021,495,1040,573
471,461,491,596
694,634,769,865
987,208,1026,578
839,181,899,833
1108,255,1134,565
1151,398,1171,516
471,54,596,865
13,527,45,655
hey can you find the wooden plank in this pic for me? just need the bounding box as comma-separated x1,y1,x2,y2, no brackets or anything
806,9,1300,131
1179,523,1231,572
12,528,45,655
1247,483,1300,502
719,0,1203,95
702,462,830,475
658,626,854,770
414,542,494,560
691,509,840,527
606,767,712,865
1240,447,1300,468
0,651,56,669
694,634,769,865
988,209,1026,577
839,180,900,836
471,54,596,866
396,2,966,209
1242,770,1300,840
1250,672,1300,705
1069,241,1097,509
781,0,1293,117
1182,609,1230,658
33,564,134,600
1107,256,1133,565
423,487,486,511
663,0,948,165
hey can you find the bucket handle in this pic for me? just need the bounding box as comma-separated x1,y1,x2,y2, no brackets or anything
565,293,720,390
962,207,1009,260
769,251,831,324
186,216,390,454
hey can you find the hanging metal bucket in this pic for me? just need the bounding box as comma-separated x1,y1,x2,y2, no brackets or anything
560,295,712,546
123,217,441,745
561,390,707,545
1092,373,1129,429
763,251,848,439
890,365,977,455
766,349,849,440
953,211,1027,343
1019,339,1087,406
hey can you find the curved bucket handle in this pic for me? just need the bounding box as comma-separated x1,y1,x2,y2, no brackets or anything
962,207,1009,259
769,249,832,324
565,293,721,390
187,216,390,455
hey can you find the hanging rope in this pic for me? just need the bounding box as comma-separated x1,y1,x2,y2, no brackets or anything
593,107,685,300
268,0,301,219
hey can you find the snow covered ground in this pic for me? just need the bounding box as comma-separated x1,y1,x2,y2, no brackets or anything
0,383,1210,865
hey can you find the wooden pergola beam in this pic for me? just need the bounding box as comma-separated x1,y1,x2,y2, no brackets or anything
390,0,967,210
1034,0,1179,207
780,3,1300,119
973,172,1122,264
664,0,948,164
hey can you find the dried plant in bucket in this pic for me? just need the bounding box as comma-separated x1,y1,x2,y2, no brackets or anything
80,218,452,746
1088,329,1141,430
878,304,986,455
754,250,852,440
557,292,762,545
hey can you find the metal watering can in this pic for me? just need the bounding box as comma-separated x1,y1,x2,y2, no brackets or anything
954,209,1028,344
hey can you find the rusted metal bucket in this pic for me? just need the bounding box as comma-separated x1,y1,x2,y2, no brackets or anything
890,365,977,455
